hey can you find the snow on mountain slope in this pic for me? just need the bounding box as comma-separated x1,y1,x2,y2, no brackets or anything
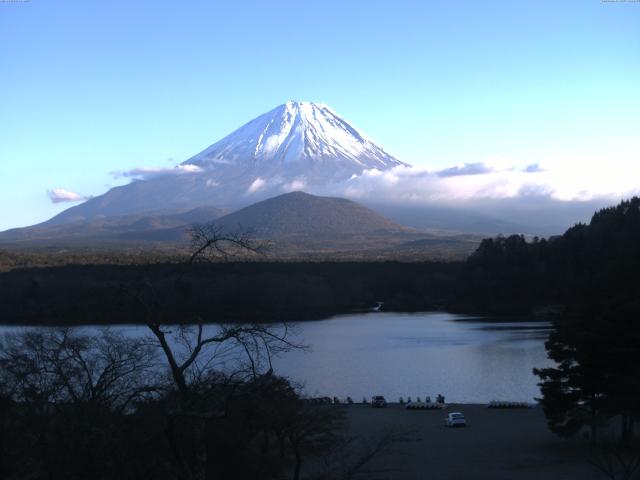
36,101,408,225
184,101,407,183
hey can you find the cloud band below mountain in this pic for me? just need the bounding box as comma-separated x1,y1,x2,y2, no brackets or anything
436,162,494,177
47,188,91,203
329,159,640,206
110,164,203,180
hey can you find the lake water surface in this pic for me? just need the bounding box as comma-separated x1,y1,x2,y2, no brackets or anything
273,312,552,403
0,312,552,403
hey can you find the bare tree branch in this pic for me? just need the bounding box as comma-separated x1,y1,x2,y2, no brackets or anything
188,223,266,263
589,440,640,480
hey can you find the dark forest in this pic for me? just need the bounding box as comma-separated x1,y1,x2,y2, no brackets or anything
1,197,639,479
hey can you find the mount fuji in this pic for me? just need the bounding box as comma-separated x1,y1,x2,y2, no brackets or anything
1,100,580,249
186,101,406,180
44,101,408,225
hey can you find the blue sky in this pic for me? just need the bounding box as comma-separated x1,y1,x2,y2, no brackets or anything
1,0,639,230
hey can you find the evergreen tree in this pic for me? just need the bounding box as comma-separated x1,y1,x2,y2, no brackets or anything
535,305,640,444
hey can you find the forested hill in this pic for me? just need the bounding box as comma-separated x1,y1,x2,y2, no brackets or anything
0,198,639,325
519,202,640,446
459,197,640,313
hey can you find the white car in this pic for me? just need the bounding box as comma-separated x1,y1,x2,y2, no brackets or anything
445,412,466,427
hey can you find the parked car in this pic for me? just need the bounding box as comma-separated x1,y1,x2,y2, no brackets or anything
445,412,466,427
371,395,387,407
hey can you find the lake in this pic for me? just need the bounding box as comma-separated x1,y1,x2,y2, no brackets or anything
272,312,552,403
0,312,552,403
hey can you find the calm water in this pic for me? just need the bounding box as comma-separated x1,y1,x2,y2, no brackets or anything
0,312,552,403
272,312,552,403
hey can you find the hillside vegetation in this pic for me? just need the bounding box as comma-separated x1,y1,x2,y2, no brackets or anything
0,197,638,325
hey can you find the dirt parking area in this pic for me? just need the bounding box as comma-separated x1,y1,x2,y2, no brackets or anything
344,404,602,480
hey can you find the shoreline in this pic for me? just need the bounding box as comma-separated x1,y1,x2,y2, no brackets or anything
0,308,554,328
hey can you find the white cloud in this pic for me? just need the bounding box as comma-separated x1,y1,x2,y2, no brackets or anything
523,163,544,173
436,162,494,177
330,153,640,206
281,178,307,192
47,188,90,204
110,164,203,179
247,177,266,193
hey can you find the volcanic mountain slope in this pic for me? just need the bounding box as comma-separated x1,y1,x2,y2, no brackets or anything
0,206,225,244
213,191,409,238
1,191,410,243
4,101,585,240
43,101,406,225
185,101,405,180
208,192,477,259
0,191,479,259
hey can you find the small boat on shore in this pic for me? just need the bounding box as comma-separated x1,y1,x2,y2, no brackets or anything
406,402,446,410
487,401,533,409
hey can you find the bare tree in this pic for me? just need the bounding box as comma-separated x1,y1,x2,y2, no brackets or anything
188,223,265,264
123,224,305,479
285,403,344,480
145,320,301,401
0,328,158,413
0,223,405,479
0,328,161,478
590,440,640,480
134,223,302,402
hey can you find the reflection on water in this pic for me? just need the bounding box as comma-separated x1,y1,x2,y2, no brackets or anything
271,312,552,403
0,312,552,403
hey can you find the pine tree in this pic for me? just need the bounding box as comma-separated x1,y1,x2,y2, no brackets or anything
535,305,640,444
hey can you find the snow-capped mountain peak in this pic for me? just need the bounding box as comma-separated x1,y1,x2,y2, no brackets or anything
38,101,410,224
183,101,408,182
